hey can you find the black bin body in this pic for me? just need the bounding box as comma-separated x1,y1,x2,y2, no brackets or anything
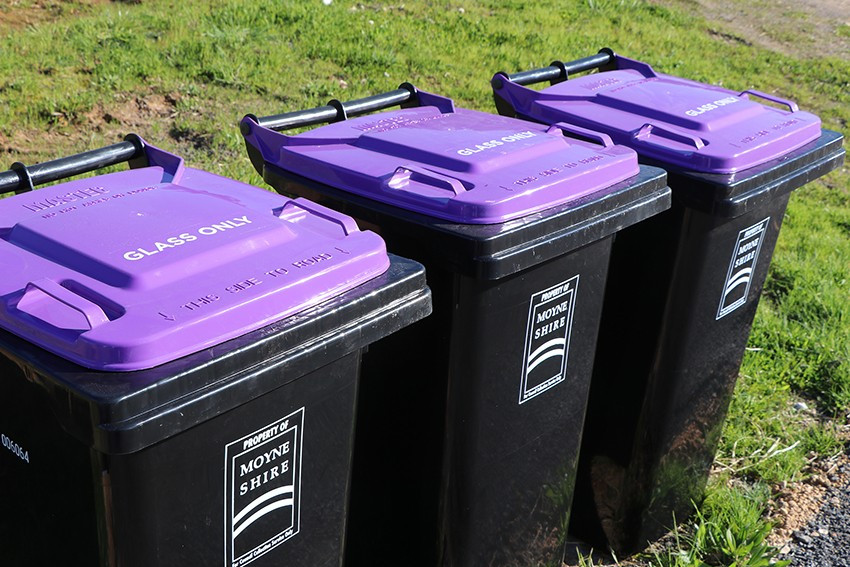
580,136,844,552
240,87,671,567
268,171,667,567
0,257,429,567
491,51,847,553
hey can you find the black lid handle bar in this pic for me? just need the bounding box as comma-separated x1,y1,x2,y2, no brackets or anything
497,48,615,87
0,134,145,195
245,82,418,133
3,52,616,195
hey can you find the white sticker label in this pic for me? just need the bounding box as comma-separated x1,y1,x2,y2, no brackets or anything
717,218,770,320
519,275,579,404
224,408,304,567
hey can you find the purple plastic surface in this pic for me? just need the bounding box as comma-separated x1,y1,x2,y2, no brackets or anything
0,143,389,371
242,96,640,224
493,55,822,173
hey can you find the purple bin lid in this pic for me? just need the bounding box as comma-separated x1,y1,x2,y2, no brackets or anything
244,94,640,224
493,55,822,173
0,142,389,371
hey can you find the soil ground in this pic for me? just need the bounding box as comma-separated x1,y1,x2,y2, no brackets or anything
0,0,109,31
649,0,850,60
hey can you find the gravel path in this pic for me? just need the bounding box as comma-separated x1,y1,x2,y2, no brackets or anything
777,450,850,566
786,480,850,566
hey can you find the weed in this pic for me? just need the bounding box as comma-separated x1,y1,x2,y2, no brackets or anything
586,0,641,12
577,550,602,566
650,481,788,567
800,421,845,456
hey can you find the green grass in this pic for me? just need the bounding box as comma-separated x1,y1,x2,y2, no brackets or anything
649,479,788,567
572,482,789,566
1,1,848,565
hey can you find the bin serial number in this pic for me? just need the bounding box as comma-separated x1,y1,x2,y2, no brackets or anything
1,434,30,464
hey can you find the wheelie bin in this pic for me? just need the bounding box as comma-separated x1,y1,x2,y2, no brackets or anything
491,49,846,553
0,136,431,567
240,84,671,567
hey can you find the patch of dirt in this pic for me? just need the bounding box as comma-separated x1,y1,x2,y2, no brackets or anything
0,0,110,31
168,124,214,152
649,0,850,60
768,455,849,547
0,126,100,163
83,92,180,129
0,91,180,164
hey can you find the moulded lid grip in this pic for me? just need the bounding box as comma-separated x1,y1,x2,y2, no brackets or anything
546,122,615,148
388,165,467,197
634,123,705,151
739,89,799,112
17,278,109,331
277,198,360,237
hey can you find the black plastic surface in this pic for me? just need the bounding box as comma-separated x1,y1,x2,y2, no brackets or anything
344,233,612,567
439,242,610,567
503,48,614,86
250,84,416,132
107,354,361,567
1,351,362,567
